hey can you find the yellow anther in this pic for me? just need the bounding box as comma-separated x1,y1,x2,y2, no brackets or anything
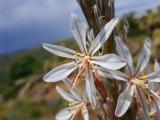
136,80,143,85
74,53,85,60
69,102,76,107
79,53,85,57
96,96,101,100
141,72,147,80
72,102,76,106
74,55,79,59
141,75,147,80
69,102,72,106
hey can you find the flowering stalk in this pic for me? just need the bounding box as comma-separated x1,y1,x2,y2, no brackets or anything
76,1,119,119
76,0,115,53
42,0,160,120
76,0,100,34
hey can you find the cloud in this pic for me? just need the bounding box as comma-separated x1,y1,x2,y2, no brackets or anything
0,0,159,29
0,0,80,54
116,0,160,16
0,0,159,28
0,0,79,28
0,0,160,54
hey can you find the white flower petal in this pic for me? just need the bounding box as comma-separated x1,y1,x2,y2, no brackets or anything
136,87,151,120
149,82,159,91
91,54,126,70
86,69,97,109
56,106,76,120
154,59,160,72
43,62,78,82
115,85,135,117
135,38,151,76
82,106,89,120
153,96,160,119
89,18,119,55
87,29,94,43
63,78,82,101
144,71,160,82
43,43,79,59
56,86,76,102
70,13,88,53
115,36,134,76
98,67,128,81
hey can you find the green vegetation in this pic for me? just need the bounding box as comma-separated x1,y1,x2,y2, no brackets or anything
0,85,16,100
9,55,42,80
122,12,145,36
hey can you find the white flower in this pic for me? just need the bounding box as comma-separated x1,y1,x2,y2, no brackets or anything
55,78,89,120
43,13,126,108
98,37,160,118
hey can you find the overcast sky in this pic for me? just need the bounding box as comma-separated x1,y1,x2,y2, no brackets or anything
0,0,160,55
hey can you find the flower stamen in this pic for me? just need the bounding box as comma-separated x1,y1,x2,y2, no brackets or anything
141,72,147,80
73,66,85,87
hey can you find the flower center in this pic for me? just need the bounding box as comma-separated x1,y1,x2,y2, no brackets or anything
83,56,90,61
131,78,144,86
82,56,91,65
130,77,149,90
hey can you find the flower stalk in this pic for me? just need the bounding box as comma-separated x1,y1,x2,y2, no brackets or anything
76,1,120,119
42,0,160,120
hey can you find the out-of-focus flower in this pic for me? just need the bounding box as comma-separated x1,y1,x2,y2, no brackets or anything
98,37,160,118
55,78,89,120
43,13,126,108
148,60,160,119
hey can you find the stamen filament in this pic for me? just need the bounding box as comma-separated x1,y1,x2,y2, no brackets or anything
73,66,85,87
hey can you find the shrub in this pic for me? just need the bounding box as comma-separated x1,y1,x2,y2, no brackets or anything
9,55,42,80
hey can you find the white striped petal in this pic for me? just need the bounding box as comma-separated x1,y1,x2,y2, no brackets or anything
63,78,82,101
144,71,160,82
43,62,78,82
153,97,160,119
98,67,128,81
154,59,160,72
82,106,89,120
115,36,134,76
70,13,88,53
89,18,119,55
135,38,151,76
149,82,159,91
115,85,135,117
136,87,151,120
56,86,76,102
87,29,94,43
42,43,78,59
56,107,76,120
91,54,126,70
86,69,97,109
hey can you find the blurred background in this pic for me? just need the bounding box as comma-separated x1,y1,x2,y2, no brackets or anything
0,0,160,119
